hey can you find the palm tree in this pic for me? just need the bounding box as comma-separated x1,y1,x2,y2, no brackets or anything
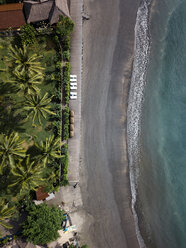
0,200,16,236
9,70,43,95
35,135,63,167
0,132,26,174
9,156,45,195
23,93,56,127
6,44,44,75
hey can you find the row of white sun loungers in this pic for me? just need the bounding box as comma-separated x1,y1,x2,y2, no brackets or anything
70,75,77,100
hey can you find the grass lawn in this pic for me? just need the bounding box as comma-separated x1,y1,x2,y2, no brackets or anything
0,34,60,146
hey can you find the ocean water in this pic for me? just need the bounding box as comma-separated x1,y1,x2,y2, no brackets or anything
127,0,186,247
136,0,186,247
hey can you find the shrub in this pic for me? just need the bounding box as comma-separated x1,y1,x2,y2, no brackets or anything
53,90,61,104
20,24,36,45
60,144,69,186
64,84,70,104
55,185,60,192
53,120,61,137
62,36,70,51
56,16,74,38
56,61,62,70
63,63,71,104
22,204,65,245
63,50,70,61
0,237,9,245
63,107,69,140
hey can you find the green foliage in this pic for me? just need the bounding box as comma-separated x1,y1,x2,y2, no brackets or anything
63,62,70,105
22,203,65,245
0,0,6,5
63,50,70,61
6,44,44,75
9,70,43,95
53,120,61,137
23,93,56,127
81,245,89,248
0,132,26,174
0,237,9,245
63,107,69,140
0,199,16,235
35,135,63,167
60,144,68,186
9,156,45,196
20,24,36,46
62,36,70,51
56,16,74,38
0,34,63,206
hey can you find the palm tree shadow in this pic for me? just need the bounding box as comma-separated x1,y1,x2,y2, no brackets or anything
26,145,40,158
0,81,18,96
8,211,27,235
0,106,26,134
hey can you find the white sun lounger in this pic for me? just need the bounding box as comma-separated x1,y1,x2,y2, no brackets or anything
70,91,77,96
70,95,77,100
70,82,77,86
70,91,77,99
70,75,77,82
70,86,77,90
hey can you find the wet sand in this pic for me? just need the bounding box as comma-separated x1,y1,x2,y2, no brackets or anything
80,0,140,247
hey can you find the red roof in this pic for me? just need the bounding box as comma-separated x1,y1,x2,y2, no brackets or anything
36,187,49,201
0,3,25,30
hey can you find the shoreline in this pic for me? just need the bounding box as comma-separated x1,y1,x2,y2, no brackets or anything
79,0,141,247
127,1,152,247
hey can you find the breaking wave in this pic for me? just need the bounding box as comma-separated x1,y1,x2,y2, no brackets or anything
127,0,151,247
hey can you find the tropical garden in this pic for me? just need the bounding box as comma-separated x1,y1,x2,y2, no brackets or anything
0,15,75,245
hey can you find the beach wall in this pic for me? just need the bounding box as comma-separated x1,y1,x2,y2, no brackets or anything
127,0,151,247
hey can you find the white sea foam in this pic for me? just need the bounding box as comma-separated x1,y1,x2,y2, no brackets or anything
127,0,151,247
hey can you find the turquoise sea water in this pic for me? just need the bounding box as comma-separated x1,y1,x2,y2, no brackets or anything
137,0,186,247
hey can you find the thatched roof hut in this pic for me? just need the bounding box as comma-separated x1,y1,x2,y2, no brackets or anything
36,187,49,201
70,124,74,131
0,3,25,30
23,0,70,25
70,116,74,124
70,110,74,117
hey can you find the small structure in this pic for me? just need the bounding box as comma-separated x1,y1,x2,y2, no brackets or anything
36,187,49,201
0,3,25,31
35,187,55,202
23,0,71,25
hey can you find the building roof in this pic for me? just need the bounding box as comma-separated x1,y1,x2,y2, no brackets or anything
55,0,70,18
0,3,25,30
24,0,70,25
36,187,49,201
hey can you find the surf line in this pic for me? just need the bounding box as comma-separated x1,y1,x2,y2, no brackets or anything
127,0,151,247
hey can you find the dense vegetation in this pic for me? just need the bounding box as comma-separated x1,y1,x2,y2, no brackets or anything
0,0,19,4
60,144,69,186
22,203,65,245
0,16,74,243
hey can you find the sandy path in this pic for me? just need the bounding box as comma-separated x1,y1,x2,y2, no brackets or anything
80,0,140,247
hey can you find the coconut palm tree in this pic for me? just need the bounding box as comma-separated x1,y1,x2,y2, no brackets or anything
35,135,63,167
23,93,56,127
0,132,26,174
9,70,43,95
0,199,16,235
6,44,44,75
9,156,45,195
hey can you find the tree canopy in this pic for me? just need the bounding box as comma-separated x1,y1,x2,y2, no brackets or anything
35,135,62,167
23,93,56,127
0,199,16,236
9,156,45,195
0,132,26,173
22,203,64,245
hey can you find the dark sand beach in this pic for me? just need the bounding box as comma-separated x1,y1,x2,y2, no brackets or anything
80,0,140,247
